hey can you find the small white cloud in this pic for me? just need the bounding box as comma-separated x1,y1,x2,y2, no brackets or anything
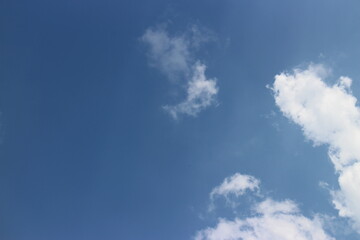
195,173,334,240
272,63,360,233
210,173,260,200
141,25,218,119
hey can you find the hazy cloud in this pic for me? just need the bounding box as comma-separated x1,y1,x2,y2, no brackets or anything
141,25,218,119
141,26,190,81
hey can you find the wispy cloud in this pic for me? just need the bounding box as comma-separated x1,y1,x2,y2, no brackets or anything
195,173,333,240
210,173,260,200
141,26,190,81
141,25,218,119
163,62,218,119
272,64,360,232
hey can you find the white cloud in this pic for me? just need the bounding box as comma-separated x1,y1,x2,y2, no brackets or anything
196,200,333,240
141,25,218,118
195,173,334,240
331,162,360,231
272,64,360,233
210,173,260,200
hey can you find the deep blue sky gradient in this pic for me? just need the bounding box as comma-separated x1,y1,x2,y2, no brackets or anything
1,0,360,239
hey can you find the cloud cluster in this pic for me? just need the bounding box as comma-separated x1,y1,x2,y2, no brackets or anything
141,25,218,119
195,173,333,240
272,64,360,232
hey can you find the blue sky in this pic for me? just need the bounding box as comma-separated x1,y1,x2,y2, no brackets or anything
1,0,360,239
